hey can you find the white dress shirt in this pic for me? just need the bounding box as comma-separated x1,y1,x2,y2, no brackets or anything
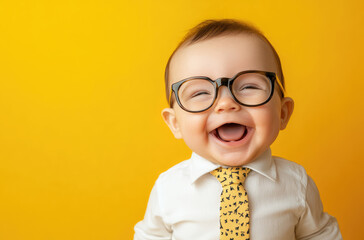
134,149,342,240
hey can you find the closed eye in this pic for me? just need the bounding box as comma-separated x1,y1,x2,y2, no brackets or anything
191,91,212,98
240,85,262,90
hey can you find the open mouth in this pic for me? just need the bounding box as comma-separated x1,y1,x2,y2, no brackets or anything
211,123,248,142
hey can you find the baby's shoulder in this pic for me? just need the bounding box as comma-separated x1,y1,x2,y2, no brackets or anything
272,156,308,187
273,155,307,173
156,159,191,184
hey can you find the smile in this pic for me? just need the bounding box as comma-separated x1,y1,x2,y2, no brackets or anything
211,123,248,142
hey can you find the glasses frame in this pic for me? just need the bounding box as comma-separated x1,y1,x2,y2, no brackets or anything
169,70,286,113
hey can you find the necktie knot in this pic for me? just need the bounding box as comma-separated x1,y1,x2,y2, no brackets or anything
210,167,251,188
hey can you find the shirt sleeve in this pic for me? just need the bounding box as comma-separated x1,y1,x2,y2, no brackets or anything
295,175,342,240
134,181,172,240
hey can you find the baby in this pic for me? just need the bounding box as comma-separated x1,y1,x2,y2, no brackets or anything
134,19,342,240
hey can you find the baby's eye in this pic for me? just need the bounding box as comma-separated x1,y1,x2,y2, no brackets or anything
191,91,212,98
239,85,262,91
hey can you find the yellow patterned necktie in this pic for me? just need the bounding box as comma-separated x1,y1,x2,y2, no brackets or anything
210,167,251,240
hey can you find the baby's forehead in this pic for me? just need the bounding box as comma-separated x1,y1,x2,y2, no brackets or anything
169,34,278,81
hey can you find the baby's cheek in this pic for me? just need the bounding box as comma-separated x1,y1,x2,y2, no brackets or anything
266,114,281,141
255,109,281,137
183,123,208,150
179,122,201,140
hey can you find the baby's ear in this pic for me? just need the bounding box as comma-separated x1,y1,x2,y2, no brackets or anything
161,108,182,139
280,97,294,130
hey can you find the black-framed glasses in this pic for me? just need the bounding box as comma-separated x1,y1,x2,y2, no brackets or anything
169,70,286,113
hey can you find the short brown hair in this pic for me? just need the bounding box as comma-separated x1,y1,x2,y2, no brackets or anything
164,19,285,102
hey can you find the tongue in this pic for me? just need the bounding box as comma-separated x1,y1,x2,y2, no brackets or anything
216,123,246,141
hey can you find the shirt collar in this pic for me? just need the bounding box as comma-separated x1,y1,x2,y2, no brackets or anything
189,148,277,184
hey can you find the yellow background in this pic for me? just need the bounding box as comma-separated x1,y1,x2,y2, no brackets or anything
0,0,363,239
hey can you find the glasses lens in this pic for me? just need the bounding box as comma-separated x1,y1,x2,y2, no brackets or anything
178,79,215,112
232,73,272,105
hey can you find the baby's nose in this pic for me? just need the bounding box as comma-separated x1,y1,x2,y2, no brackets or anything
214,87,241,113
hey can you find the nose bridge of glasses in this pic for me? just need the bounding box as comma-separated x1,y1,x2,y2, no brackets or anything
214,77,239,106
215,77,236,99
215,77,230,88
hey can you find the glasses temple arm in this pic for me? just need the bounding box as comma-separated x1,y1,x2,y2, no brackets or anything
275,76,286,97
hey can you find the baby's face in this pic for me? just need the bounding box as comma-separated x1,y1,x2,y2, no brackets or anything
162,34,294,166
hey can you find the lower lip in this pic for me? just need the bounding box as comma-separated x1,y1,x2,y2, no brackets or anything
209,127,254,148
